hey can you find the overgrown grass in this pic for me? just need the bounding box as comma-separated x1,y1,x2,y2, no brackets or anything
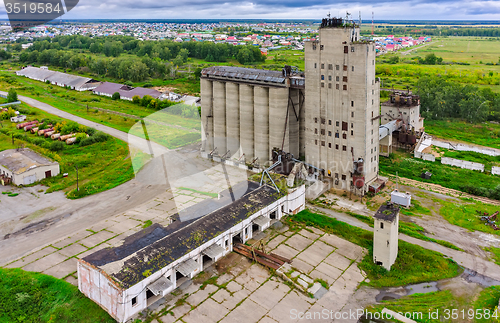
178,187,218,198
379,151,500,200
400,199,433,217
426,120,500,149
314,200,461,251
483,246,500,266
286,209,460,288
439,199,500,236
0,268,115,323
0,103,144,199
473,286,500,323
367,291,458,323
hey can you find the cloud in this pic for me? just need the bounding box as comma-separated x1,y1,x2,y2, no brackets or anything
1,0,499,20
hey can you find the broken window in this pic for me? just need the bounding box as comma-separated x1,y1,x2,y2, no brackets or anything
314,117,318,123
328,120,332,125
343,76,348,82
336,76,340,82
335,132,339,138
328,75,332,81
351,101,354,107
328,131,332,136
342,121,348,131
351,130,353,136
321,63,325,69
315,128,318,134
335,144,339,150
344,46,348,53
321,141,325,146
315,140,318,145
351,112,354,118
321,118,325,124
336,121,339,127
336,84,339,90
336,65,340,70
352,66,355,72
343,85,347,91
343,65,348,71
351,47,355,52
314,63,317,68
328,64,333,70
342,174,346,180
343,145,346,151
380,222,384,229
343,133,347,139
328,143,331,148
321,83,325,88
132,297,137,306
320,129,325,135
328,83,332,89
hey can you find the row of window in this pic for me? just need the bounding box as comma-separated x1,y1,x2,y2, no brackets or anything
314,63,354,72
314,118,356,127
321,75,348,82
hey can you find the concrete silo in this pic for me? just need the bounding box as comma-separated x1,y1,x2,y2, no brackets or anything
254,86,270,166
212,81,227,156
225,82,240,159
239,84,255,163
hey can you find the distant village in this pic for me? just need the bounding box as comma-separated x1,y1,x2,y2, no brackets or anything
0,21,431,56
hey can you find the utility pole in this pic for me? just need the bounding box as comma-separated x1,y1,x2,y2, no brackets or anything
75,165,79,192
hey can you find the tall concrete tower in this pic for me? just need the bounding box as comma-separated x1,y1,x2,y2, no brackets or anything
373,202,400,271
304,18,380,193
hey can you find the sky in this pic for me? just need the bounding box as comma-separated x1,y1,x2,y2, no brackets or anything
1,0,500,21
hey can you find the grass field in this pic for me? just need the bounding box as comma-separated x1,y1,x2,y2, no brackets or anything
425,120,500,149
286,209,460,288
473,286,500,323
0,268,115,323
439,199,500,237
0,102,144,199
0,72,201,148
377,37,500,92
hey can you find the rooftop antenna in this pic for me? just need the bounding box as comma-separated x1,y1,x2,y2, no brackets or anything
396,171,399,191
372,11,374,35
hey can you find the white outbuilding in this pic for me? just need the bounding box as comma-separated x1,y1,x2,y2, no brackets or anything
0,148,60,185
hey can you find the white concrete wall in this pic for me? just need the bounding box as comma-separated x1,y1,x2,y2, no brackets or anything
11,164,60,185
422,154,435,162
492,166,500,176
373,215,399,271
441,157,484,172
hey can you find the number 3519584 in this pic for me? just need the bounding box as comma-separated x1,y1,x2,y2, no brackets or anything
5,2,62,14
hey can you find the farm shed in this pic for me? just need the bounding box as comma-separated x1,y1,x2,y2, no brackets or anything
0,148,60,185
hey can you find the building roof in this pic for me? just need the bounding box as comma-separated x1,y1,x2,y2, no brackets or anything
374,202,400,222
46,71,95,89
0,148,58,175
82,182,281,289
201,66,287,85
17,66,55,80
17,67,96,89
93,82,162,99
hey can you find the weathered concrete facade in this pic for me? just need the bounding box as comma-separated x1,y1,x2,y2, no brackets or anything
373,203,400,271
304,24,380,192
78,184,306,322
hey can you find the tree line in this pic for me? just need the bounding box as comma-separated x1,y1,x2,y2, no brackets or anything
17,35,265,81
416,77,500,123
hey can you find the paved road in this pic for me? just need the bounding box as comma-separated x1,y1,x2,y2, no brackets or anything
310,205,500,282
1,91,168,155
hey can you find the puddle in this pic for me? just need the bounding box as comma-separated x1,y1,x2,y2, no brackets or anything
461,268,500,287
405,281,439,295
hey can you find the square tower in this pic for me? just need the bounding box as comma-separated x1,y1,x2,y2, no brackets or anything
373,202,400,271
304,18,380,193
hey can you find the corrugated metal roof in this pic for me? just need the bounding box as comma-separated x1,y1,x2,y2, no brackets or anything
176,258,198,276
202,244,225,259
202,66,286,84
93,82,162,99
253,215,271,227
147,276,173,296
0,148,58,174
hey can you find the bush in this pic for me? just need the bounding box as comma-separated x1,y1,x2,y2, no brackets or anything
74,133,87,144
92,131,110,142
112,92,120,100
124,81,133,86
49,141,64,152
79,137,94,146
6,88,17,102
31,138,46,146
